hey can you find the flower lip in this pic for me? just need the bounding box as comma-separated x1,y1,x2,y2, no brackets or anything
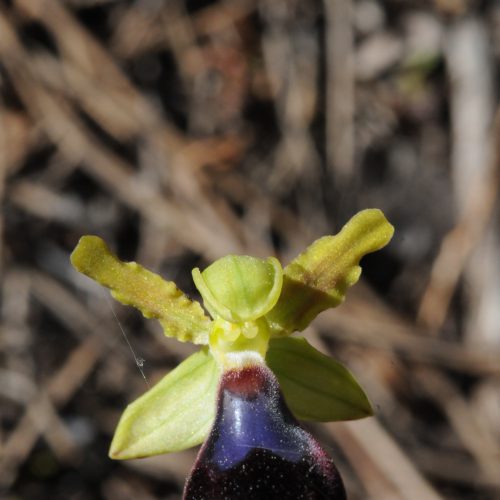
222,364,268,398
192,254,283,323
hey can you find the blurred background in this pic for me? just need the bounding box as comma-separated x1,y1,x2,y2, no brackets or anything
1,0,500,498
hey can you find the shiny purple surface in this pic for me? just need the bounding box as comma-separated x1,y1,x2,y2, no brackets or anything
183,364,346,499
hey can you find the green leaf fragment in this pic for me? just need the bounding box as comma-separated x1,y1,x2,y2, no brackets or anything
109,348,220,459
266,209,394,335
71,235,211,344
192,255,283,323
266,337,373,422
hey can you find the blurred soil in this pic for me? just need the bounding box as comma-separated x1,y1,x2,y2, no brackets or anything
1,0,500,499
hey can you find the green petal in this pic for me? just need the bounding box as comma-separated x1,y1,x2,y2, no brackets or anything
266,209,394,335
71,236,211,344
109,348,220,459
266,337,373,421
192,255,283,323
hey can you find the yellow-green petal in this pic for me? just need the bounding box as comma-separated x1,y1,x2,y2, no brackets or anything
192,255,283,323
71,236,211,344
109,348,219,459
266,337,373,421
266,209,394,335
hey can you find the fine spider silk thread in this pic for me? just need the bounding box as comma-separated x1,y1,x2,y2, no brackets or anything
106,297,150,388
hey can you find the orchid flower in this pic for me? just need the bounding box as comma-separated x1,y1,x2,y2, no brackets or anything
71,209,393,499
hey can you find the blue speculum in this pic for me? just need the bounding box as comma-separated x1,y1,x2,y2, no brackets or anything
184,363,347,499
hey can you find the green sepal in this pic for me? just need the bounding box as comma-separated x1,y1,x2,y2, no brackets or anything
109,348,219,459
71,236,212,344
265,209,394,335
192,255,283,323
266,337,373,421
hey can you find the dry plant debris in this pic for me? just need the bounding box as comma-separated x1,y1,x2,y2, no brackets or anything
1,0,499,499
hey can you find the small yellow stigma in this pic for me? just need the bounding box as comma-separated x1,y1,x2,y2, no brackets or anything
208,317,270,370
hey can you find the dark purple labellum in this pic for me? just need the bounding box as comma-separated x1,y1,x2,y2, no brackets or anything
183,363,346,500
